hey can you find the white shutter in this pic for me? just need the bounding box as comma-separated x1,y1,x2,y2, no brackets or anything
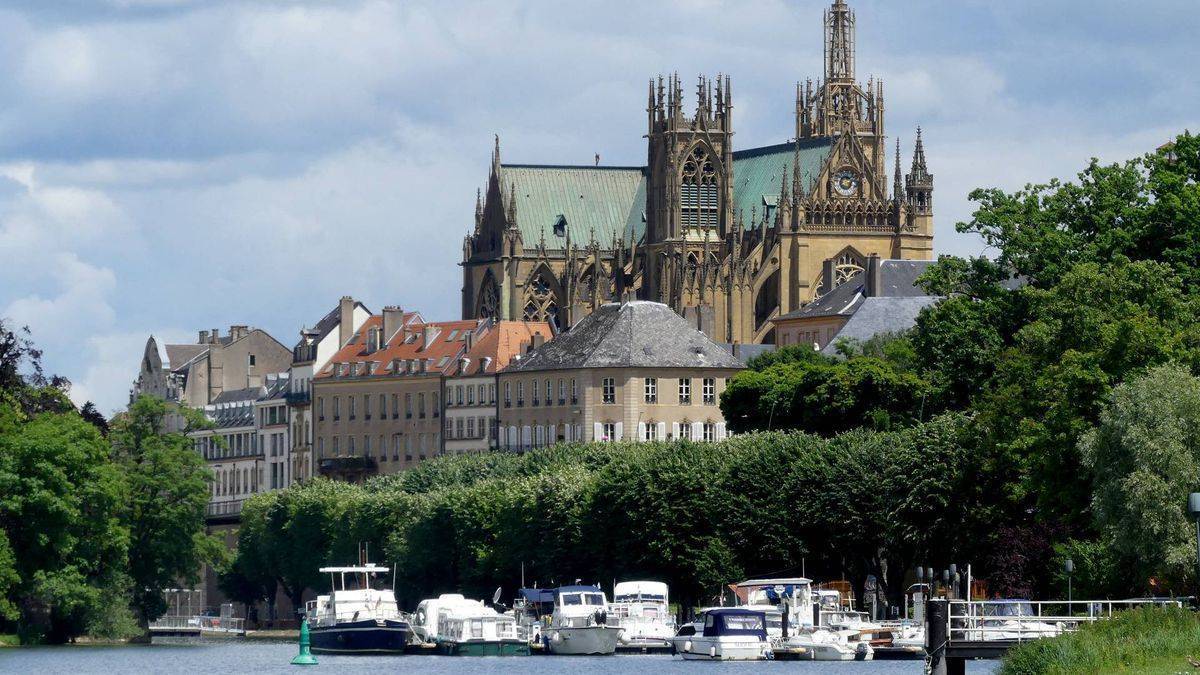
593,422,603,441
508,426,517,449
576,425,582,442
716,422,727,440
549,424,557,444
692,421,703,440
672,422,680,439
522,426,531,449
637,422,646,442
614,422,623,440
657,422,666,441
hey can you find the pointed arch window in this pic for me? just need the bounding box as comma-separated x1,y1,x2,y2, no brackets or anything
833,251,865,288
681,146,719,231
522,271,559,325
478,274,499,319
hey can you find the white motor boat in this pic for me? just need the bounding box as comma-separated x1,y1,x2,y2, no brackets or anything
966,600,1064,641
304,563,410,654
675,608,771,661
541,585,623,655
610,581,675,650
735,577,871,661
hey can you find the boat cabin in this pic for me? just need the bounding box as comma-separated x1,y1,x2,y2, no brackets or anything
306,564,400,628
702,609,767,639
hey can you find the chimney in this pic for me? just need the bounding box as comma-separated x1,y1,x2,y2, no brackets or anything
198,330,210,344
480,356,493,373
338,296,355,347
422,325,438,350
532,333,546,350
230,325,249,341
821,258,835,296
211,328,220,344
367,328,380,353
459,357,471,375
865,254,882,297
382,306,404,345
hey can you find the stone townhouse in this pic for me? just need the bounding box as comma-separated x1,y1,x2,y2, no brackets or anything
443,320,552,454
497,301,744,449
286,296,371,483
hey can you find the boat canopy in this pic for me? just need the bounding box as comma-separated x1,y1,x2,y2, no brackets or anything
702,608,767,638
555,585,603,594
517,588,556,605
614,581,668,603
318,565,390,574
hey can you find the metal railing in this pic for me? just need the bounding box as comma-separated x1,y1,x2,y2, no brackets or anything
149,615,246,634
946,599,1181,644
206,499,244,517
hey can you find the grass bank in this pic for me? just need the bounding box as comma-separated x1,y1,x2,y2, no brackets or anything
1000,605,1200,674
0,634,17,647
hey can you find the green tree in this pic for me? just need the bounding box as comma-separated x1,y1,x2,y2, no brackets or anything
1080,364,1200,593
109,396,224,629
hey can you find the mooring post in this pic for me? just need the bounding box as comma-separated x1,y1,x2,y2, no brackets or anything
926,597,948,675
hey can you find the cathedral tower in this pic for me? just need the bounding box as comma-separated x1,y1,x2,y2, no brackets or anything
642,74,734,310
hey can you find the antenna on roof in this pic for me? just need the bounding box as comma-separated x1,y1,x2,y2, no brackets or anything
595,153,600,166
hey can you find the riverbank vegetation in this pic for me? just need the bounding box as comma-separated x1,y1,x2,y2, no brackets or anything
0,324,221,644
1001,606,1200,675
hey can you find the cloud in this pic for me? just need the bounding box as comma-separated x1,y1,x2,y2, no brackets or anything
0,0,1197,415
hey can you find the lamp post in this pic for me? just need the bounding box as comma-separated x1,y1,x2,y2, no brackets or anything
1064,559,1074,606
1188,493,1200,591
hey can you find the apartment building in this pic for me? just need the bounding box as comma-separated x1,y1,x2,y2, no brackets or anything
443,321,551,454
498,301,744,449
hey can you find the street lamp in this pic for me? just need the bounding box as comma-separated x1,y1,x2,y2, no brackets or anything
1064,559,1074,606
1188,493,1200,590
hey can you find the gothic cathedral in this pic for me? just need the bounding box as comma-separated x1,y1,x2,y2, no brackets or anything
461,0,933,344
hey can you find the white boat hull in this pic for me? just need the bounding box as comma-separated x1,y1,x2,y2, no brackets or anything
544,626,623,655
778,635,873,661
674,635,770,661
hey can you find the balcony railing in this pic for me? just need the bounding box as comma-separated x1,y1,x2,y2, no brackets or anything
206,499,245,518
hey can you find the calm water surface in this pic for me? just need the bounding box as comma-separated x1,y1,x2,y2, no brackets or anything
0,640,1001,674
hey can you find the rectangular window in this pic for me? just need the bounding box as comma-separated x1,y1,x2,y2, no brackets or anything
517,382,524,406
405,393,412,418
333,396,340,421
467,417,475,438
317,397,325,421
466,386,475,405
364,394,371,420
558,379,565,404
456,418,464,439
418,393,426,418
644,377,657,404
456,386,464,405
644,423,657,441
445,419,454,439
364,435,371,458
432,393,440,418
679,378,691,404
348,436,356,455
391,394,398,419
248,354,256,367
680,423,692,441
349,395,356,420
545,379,552,405
703,378,716,405
332,436,340,456
504,382,512,407
703,422,715,442
602,422,616,442
571,378,578,404
602,378,615,404
489,384,495,404
317,437,324,457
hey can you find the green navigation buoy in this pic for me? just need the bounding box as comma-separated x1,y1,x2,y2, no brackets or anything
291,620,318,666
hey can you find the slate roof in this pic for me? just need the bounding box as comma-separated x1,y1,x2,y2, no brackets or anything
212,387,267,405
776,259,938,321
165,344,208,371
504,301,745,373
820,296,940,355
498,139,833,247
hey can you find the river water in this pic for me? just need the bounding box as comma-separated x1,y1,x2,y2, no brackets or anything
0,640,1001,674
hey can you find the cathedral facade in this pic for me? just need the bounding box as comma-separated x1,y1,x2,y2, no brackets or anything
461,0,933,344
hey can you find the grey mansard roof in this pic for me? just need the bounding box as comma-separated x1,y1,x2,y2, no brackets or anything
503,301,745,373
820,296,941,356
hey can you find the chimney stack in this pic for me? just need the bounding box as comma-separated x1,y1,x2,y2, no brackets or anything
338,296,355,347
211,328,220,344
198,330,209,344
382,306,404,345
230,325,249,341
422,325,438,350
481,356,493,373
459,357,471,375
865,254,882,297
532,333,546,350
821,258,835,296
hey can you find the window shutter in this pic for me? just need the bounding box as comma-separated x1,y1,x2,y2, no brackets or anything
593,422,603,441
692,421,703,440
614,422,623,440
672,422,680,439
657,422,666,440
549,424,556,444
716,422,726,440
507,426,517,449
637,421,646,442
522,426,531,449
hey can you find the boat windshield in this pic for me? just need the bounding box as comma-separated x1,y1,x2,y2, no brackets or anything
562,593,605,606
984,602,1036,617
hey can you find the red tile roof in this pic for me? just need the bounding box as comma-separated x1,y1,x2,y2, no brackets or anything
316,313,483,379
457,321,553,375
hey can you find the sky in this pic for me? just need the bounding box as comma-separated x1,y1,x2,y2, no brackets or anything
0,0,1196,415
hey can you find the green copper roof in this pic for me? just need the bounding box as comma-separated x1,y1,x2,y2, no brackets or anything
499,165,646,248
730,139,832,229
500,138,832,245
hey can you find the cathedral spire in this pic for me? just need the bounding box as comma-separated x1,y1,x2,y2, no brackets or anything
491,134,501,179
911,126,928,175
893,138,902,200
824,0,855,81
474,187,483,233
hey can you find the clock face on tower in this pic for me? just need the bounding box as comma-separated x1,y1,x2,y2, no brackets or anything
833,169,859,197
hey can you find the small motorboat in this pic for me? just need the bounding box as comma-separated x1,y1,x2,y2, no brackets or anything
411,593,529,656
541,585,623,655
305,563,410,654
674,608,771,661
610,581,676,651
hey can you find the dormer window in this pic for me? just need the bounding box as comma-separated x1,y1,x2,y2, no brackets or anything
553,214,567,237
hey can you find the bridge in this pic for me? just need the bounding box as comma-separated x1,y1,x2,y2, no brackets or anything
925,598,1181,674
